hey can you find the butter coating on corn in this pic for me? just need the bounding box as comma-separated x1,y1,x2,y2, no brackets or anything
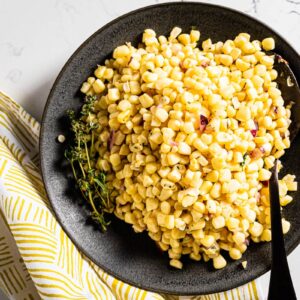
79,28,296,270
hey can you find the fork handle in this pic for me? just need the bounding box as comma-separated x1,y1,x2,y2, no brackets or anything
268,161,297,300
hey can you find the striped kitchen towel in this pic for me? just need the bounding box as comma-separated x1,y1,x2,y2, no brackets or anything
0,91,263,300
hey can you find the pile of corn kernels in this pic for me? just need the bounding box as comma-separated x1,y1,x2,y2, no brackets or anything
80,27,297,269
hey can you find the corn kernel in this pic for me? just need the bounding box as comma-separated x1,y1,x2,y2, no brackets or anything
258,169,272,181
229,248,242,260
282,219,291,234
260,55,274,67
206,170,219,182
236,106,251,122
108,88,120,101
109,153,121,167
226,217,239,230
212,215,225,229
261,229,272,242
91,79,105,94
262,38,275,51
249,222,263,237
213,255,227,269
200,235,215,248
218,169,232,182
139,93,154,108
211,157,226,170
113,45,130,58
170,259,183,269
155,108,169,122
178,142,191,155
167,153,181,166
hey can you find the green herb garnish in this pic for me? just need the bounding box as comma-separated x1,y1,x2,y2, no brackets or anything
240,153,249,168
65,96,113,232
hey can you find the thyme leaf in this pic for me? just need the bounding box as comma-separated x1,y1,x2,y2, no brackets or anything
64,95,113,232
240,153,249,168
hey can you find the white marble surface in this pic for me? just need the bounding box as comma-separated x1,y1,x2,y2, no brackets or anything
0,0,299,298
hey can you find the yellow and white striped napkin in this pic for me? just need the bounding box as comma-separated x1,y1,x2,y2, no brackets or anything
0,91,263,300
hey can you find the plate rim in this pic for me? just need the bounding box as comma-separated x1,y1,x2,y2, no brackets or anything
40,1,300,295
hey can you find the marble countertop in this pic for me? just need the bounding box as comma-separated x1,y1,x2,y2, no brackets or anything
0,0,299,298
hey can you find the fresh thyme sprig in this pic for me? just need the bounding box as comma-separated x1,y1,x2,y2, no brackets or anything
65,95,113,232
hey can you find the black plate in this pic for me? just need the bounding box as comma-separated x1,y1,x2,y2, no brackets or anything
40,2,300,295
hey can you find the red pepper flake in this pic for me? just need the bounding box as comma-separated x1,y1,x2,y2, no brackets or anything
244,239,250,246
250,121,259,137
108,130,115,151
274,106,278,114
199,114,209,132
260,147,266,154
170,140,178,147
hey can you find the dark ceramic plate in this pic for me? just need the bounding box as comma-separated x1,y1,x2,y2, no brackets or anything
40,2,300,295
